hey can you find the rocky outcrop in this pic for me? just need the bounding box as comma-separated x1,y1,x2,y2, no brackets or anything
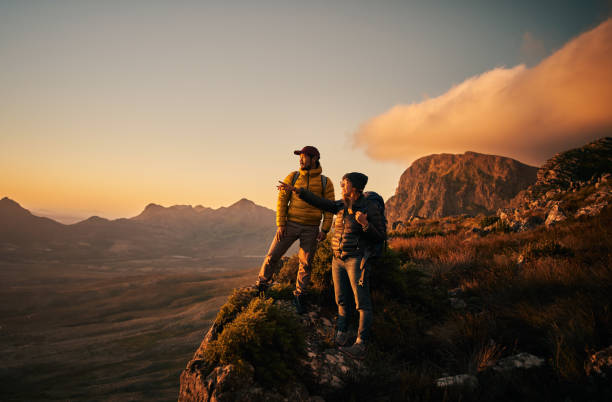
386,152,538,224
585,345,612,377
524,137,612,200
489,353,545,372
179,296,365,402
435,374,478,389
435,353,545,389
498,137,612,232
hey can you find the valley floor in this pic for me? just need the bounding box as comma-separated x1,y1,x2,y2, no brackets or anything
0,258,258,401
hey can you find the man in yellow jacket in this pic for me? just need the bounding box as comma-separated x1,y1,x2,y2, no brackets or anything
255,146,335,313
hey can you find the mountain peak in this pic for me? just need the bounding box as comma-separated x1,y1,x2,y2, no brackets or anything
0,197,30,215
230,198,256,208
144,203,164,211
82,216,110,223
386,152,538,222
1,196,22,208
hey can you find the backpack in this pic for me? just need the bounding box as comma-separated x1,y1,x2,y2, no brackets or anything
363,191,387,257
291,171,327,196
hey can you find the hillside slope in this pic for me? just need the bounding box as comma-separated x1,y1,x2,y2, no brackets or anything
179,138,611,401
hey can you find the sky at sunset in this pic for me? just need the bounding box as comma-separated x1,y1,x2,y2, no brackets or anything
1,1,611,223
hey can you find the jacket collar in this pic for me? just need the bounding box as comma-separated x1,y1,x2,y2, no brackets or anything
299,165,322,176
342,193,366,212
353,194,366,208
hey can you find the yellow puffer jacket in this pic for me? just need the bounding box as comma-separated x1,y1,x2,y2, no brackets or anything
277,165,335,231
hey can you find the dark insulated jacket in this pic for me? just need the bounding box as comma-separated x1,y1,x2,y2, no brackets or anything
297,189,386,259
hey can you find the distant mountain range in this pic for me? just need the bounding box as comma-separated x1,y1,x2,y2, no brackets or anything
5,138,609,261
0,198,276,261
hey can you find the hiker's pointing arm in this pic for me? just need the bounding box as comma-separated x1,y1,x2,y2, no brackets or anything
277,181,341,213
276,174,293,228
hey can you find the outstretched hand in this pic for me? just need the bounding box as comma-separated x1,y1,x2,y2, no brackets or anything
277,181,297,193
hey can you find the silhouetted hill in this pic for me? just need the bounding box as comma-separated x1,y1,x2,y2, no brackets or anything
0,197,67,243
0,198,276,261
385,152,538,223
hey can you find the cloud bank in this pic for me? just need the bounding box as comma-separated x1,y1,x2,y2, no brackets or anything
354,18,612,166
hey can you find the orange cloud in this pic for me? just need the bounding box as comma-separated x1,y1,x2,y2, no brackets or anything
354,18,612,166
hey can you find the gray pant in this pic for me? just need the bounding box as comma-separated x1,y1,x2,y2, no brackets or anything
257,220,319,295
332,255,372,342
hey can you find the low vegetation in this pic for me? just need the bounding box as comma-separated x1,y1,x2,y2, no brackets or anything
205,296,305,386
207,207,612,401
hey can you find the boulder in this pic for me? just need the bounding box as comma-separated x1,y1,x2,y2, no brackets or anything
298,302,366,389
585,345,612,377
545,205,566,227
490,353,545,372
435,374,478,389
179,363,257,402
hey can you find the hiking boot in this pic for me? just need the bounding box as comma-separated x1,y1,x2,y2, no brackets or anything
335,331,349,347
293,294,306,314
340,341,366,360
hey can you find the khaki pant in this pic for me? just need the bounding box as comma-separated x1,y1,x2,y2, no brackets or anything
257,220,319,295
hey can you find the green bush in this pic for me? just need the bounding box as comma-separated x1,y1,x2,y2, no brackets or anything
310,236,333,298
214,288,257,333
264,282,295,300
273,255,299,285
205,297,306,386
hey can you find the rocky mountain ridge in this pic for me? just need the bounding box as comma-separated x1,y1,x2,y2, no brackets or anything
385,151,538,224
0,197,276,261
497,137,612,232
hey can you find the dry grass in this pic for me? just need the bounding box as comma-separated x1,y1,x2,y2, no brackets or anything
364,207,612,400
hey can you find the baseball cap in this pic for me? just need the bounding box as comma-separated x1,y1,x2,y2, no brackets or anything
293,146,320,158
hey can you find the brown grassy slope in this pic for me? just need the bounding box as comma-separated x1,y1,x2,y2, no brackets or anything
0,261,257,401
389,207,611,382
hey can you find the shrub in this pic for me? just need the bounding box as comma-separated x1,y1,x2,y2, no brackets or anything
213,287,257,333
520,239,573,260
205,297,306,386
273,255,299,285
479,215,500,228
263,282,296,301
310,236,334,306
495,219,512,233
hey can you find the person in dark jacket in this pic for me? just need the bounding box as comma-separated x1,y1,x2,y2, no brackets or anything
277,172,386,360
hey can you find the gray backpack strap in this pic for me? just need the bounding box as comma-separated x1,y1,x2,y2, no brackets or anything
292,172,326,195
321,175,327,196
291,171,300,186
